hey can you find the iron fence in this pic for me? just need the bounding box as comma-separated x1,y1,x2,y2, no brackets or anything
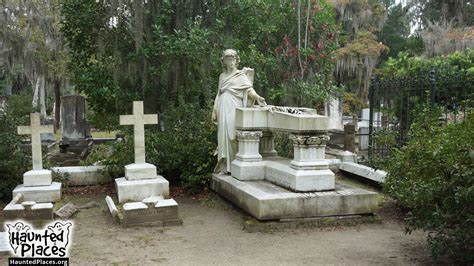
368,66,473,159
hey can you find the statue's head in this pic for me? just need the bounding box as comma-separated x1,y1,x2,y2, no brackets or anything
221,49,240,70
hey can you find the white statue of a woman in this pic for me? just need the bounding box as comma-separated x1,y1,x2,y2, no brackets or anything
212,49,267,174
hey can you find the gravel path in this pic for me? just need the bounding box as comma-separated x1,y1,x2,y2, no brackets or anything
0,190,438,265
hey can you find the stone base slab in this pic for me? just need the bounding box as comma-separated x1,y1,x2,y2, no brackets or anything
339,162,386,183
3,202,54,222
23,169,52,187
52,166,110,186
231,157,335,191
115,176,169,203
122,199,180,227
266,160,335,191
12,182,61,203
244,214,380,232
231,160,265,181
211,174,378,220
125,163,157,180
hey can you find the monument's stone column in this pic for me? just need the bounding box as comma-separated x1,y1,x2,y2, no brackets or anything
231,130,265,181
289,134,330,170
259,131,278,157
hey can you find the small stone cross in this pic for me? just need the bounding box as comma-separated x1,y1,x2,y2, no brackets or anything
17,113,54,170
120,101,158,164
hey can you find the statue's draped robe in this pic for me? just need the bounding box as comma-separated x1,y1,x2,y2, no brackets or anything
213,70,254,173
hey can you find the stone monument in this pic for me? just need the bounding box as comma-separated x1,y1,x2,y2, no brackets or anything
115,101,169,203
212,107,379,220
211,50,378,220
106,101,180,227
12,113,61,202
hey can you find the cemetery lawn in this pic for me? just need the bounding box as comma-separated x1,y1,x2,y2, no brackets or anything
0,178,437,265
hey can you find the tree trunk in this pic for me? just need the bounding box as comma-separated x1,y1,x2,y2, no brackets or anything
54,80,61,131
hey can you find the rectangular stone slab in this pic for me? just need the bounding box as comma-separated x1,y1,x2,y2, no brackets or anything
3,203,54,221
23,169,52,187
235,107,329,133
339,162,386,183
211,174,378,220
115,176,169,203
265,159,335,191
54,202,78,219
105,196,119,218
12,182,61,203
122,199,180,226
52,166,110,186
125,163,157,180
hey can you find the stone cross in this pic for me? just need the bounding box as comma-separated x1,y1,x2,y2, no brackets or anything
17,113,54,170
120,101,158,164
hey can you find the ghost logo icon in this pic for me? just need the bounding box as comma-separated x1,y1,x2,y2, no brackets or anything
6,222,30,253
47,222,72,249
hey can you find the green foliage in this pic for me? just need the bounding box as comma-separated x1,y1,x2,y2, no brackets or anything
380,49,474,77
378,4,424,60
148,103,217,192
61,0,342,131
81,130,134,179
0,96,32,201
384,109,474,263
342,91,365,115
274,132,293,159
83,103,216,193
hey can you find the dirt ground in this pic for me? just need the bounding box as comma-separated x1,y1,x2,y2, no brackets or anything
0,183,437,266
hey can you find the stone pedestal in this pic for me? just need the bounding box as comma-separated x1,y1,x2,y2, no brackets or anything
265,159,335,192
285,134,335,191
12,182,62,203
23,169,52,187
125,163,158,180
289,134,329,170
231,131,265,181
115,158,169,204
115,176,169,203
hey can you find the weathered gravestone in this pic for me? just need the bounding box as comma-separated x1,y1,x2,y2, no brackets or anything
60,95,90,140
106,101,180,227
59,95,91,157
12,113,61,203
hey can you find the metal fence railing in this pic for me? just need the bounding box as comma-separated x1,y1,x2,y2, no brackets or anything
368,66,473,160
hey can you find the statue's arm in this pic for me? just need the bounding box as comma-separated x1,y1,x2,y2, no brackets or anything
248,88,267,107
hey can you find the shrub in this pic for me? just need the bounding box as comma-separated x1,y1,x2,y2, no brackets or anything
0,96,32,202
384,108,473,264
84,103,216,193
148,103,217,192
